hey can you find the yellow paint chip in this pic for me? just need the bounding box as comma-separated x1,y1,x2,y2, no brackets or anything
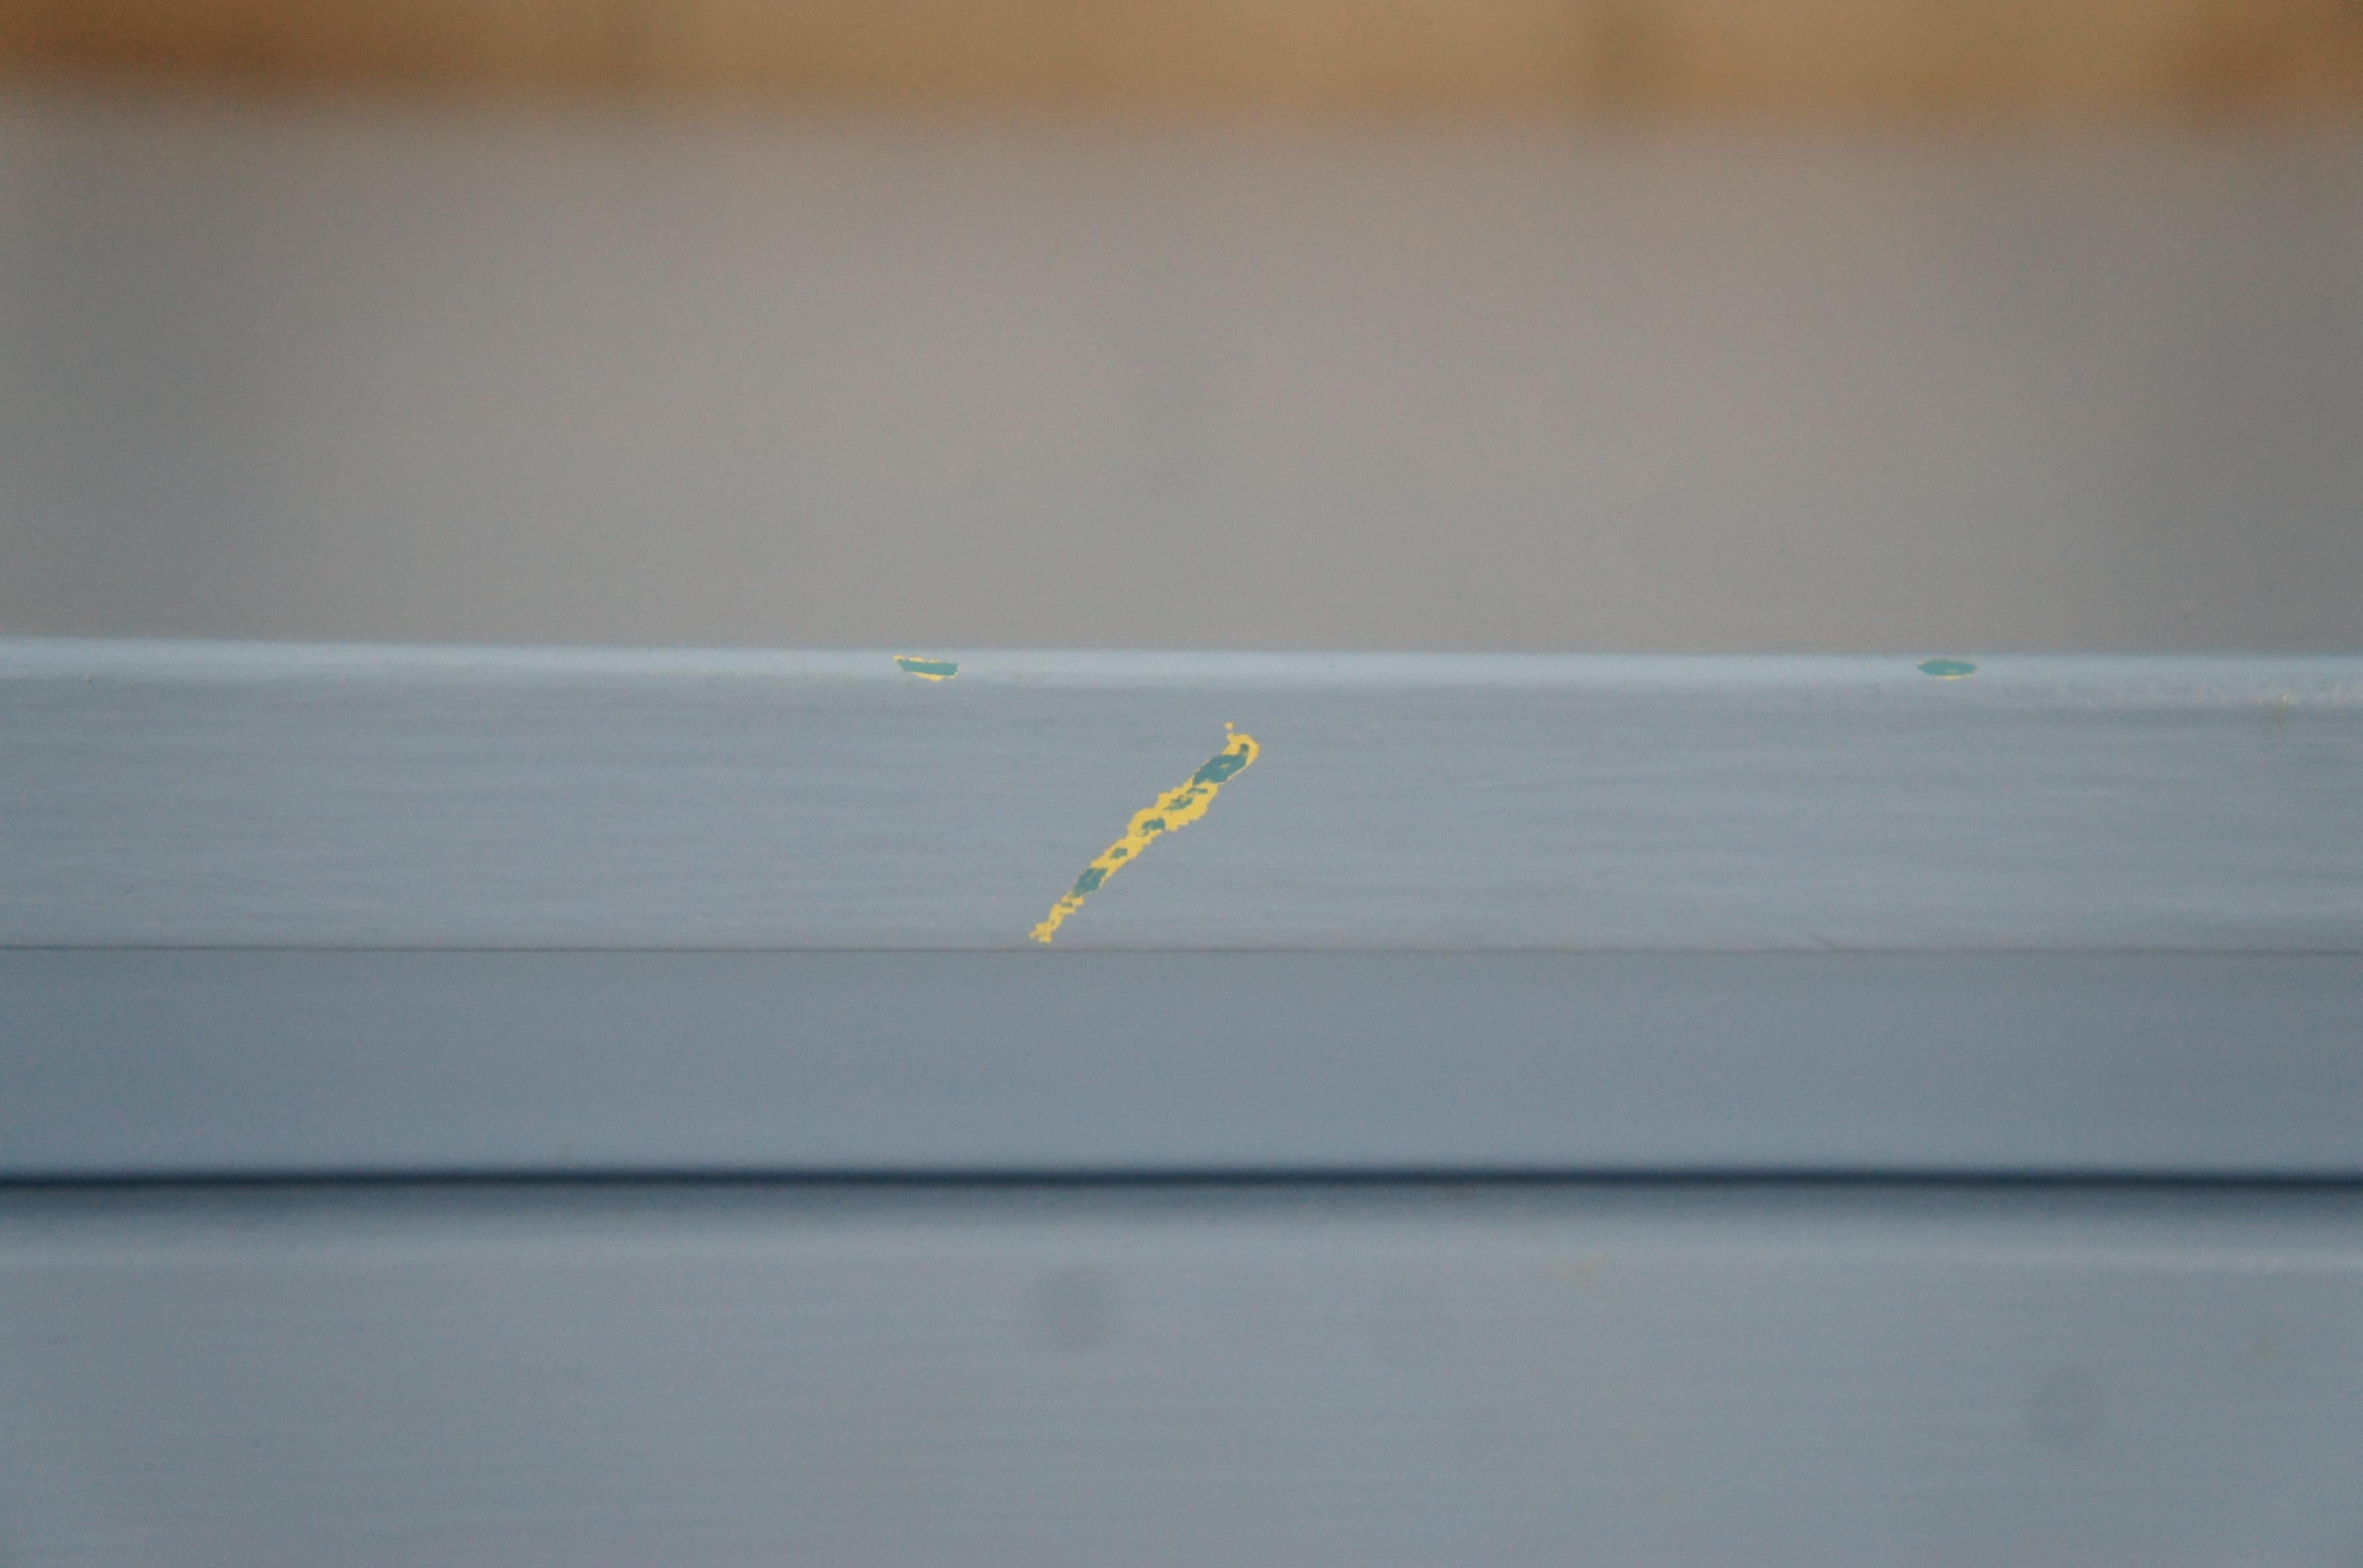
1031,726,1260,944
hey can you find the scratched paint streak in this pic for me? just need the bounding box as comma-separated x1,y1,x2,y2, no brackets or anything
896,656,959,681
1031,726,1260,944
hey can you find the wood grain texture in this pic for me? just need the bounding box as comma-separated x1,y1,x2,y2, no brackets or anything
5,642,2358,951
4,1183,2362,1565
3,0,2360,117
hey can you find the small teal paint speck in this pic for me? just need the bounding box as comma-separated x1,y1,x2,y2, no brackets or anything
1918,659,1976,679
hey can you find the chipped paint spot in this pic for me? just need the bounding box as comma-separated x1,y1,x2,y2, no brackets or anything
1918,658,1976,679
896,656,958,681
1031,725,1260,944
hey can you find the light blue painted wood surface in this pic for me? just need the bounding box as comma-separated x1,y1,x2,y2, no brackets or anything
3,1183,2360,1567
5,642,2356,1175
5,642,2358,950
5,950,2360,1176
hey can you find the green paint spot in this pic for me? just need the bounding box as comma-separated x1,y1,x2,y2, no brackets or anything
1191,752,1251,785
1918,659,1976,679
1074,866,1107,894
895,656,959,680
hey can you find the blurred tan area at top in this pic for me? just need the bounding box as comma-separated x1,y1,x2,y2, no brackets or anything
3,0,2361,119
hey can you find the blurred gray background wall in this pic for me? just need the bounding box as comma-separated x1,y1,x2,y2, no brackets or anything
3,87,2359,650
